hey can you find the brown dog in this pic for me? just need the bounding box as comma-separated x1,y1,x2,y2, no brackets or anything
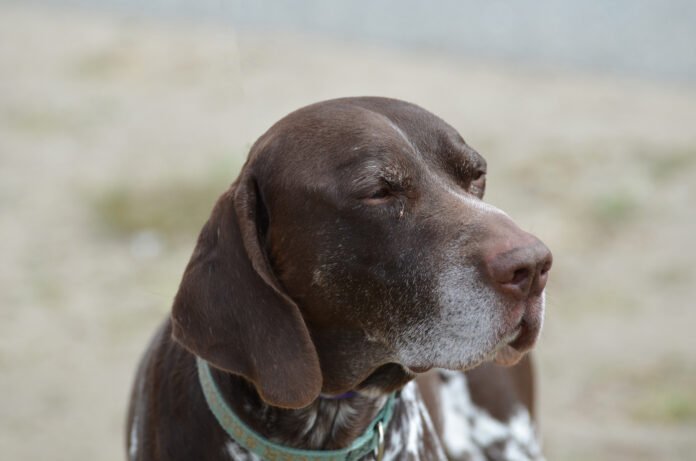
126,97,552,460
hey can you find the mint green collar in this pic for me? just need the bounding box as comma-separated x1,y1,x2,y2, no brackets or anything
196,357,396,461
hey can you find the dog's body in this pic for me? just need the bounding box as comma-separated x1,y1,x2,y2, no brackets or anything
127,97,551,460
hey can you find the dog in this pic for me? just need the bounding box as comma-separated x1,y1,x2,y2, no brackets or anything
126,97,552,460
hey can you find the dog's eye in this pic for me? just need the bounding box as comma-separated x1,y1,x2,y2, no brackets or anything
370,187,391,199
363,186,393,204
360,176,404,205
469,171,486,198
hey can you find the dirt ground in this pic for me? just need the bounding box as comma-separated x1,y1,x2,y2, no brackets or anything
1,5,695,460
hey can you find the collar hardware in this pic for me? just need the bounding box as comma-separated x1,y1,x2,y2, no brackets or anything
373,422,385,461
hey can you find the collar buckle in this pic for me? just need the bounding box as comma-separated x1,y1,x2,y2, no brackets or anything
373,421,385,461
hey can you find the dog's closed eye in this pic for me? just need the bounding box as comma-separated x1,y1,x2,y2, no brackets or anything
366,183,393,202
354,160,412,205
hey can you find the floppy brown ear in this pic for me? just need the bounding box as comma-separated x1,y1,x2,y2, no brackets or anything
171,172,322,409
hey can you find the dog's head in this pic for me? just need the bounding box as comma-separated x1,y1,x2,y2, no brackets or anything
171,97,552,408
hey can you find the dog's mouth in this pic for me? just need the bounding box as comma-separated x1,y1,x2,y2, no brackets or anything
395,291,546,374
493,295,545,366
492,322,530,366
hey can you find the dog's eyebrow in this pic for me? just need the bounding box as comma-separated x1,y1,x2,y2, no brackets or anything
351,157,411,189
469,149,487,171
445,145,487,178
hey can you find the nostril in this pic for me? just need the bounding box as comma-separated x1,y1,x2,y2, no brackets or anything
531,253,553,296
540,260,551,276
493,263,534,300
510,267,531,286
486,241,552,300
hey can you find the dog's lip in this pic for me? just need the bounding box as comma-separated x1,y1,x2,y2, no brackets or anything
493,344,524,366
494,299,543,366
406,365,433,374
507,318,537,351
502,324,523,345
506,295,544,349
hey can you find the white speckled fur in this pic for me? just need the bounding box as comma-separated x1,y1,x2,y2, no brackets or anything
381,381,447,460
225,441,262,461
396,263,506,372
439,370,545,461
220,373,545,460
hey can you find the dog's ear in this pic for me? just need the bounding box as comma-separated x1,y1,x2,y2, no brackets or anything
171,172,322,409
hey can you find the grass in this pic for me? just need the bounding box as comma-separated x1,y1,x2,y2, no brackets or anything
588,190,640,228
91,173,233,243
625,360,696,424
653,264,693,287
632,388,696,424
3,108,77,134
645,147,696,182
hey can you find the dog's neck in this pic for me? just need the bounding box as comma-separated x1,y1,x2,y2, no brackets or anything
209,366,391,450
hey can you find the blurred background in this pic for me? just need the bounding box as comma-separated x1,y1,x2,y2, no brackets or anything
1,1,695,460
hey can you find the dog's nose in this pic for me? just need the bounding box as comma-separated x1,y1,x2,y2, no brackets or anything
486,239,552,300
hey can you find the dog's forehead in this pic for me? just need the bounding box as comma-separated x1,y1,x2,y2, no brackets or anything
253,97,480,179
